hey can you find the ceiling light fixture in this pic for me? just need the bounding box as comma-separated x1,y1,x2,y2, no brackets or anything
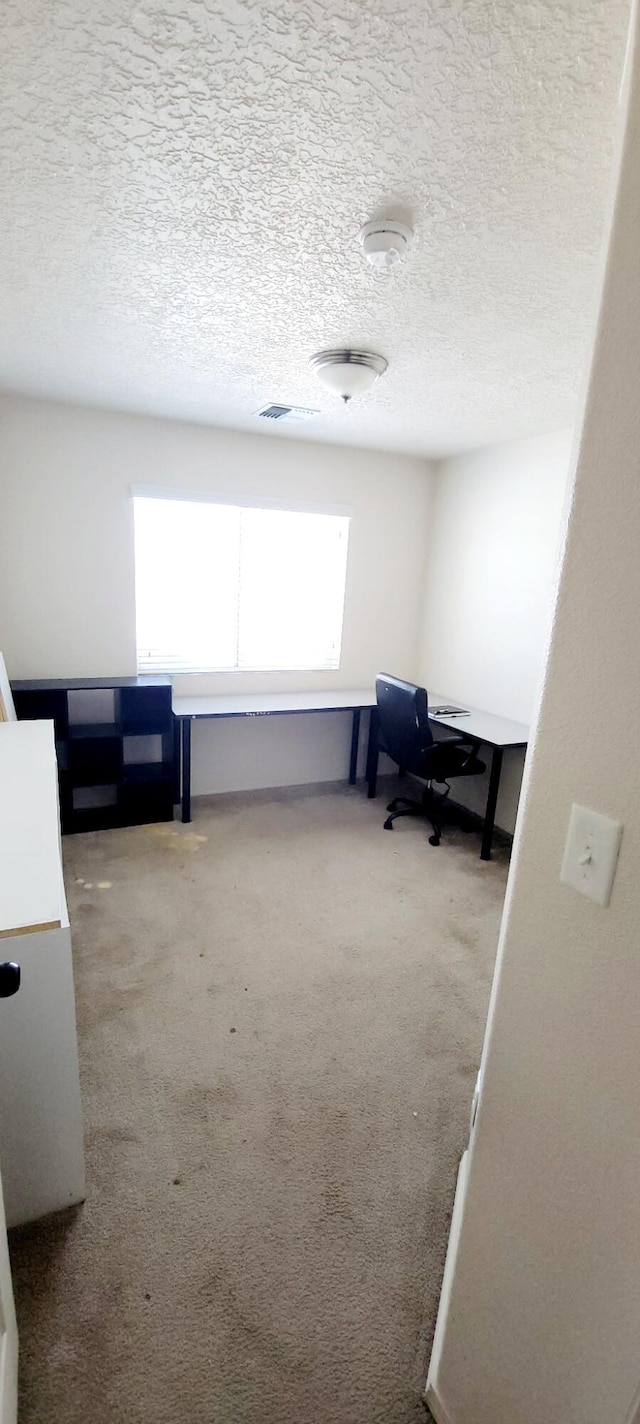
359,218,413,271
309,349,388,403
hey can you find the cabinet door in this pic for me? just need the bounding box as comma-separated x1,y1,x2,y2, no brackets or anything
0,928,85,1228
0,1162,18,1424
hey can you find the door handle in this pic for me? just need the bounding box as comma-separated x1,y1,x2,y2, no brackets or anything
0,963,20,998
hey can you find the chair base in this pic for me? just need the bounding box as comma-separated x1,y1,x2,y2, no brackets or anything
383,787,445,847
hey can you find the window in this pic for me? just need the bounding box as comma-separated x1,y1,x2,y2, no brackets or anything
133,493,350,674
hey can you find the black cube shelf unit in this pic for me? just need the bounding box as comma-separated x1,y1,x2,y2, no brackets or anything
11,676,175,834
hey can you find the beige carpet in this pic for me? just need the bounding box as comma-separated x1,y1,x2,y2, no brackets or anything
9,782,508,1424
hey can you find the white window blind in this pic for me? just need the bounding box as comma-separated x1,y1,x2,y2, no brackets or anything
133,495,350,674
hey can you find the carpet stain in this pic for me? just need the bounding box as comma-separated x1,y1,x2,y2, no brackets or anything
321,1180,357,1226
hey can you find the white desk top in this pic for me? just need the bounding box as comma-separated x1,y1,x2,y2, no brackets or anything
0,720,65,937
172,686,528,747
173,689,377,718
429,695,529,748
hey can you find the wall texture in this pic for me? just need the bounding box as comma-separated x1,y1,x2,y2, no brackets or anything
0,395,431,792
419,430,572,831
429,9,640,1423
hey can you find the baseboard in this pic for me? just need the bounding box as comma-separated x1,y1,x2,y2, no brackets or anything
191,773,398,809
424,1381,456,1424
424,1150,470,1424
442,795,513,848
624,1381,640,1424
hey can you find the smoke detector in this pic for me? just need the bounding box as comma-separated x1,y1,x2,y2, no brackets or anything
359,218,413,271
309,349,388,403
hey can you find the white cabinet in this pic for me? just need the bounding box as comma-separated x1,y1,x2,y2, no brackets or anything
0,721,85,1227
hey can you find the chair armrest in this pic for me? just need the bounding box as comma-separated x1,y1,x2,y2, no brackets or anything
450,740,486,775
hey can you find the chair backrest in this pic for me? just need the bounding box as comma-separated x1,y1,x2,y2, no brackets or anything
375,673,433,770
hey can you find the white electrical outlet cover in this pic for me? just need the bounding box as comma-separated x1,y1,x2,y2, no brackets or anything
560,803,623,907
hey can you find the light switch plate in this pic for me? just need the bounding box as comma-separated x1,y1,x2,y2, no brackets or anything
560,803,623,906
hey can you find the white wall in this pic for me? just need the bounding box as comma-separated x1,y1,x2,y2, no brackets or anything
0,396,432,793
420,431,572,725
429,9,640,1424
419,430,572,831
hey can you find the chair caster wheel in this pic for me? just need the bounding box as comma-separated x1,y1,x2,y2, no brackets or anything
429,834,440,847
383,817,394,831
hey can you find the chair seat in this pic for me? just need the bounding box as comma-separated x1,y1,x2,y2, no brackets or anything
428,744,486,780
380,740,485,782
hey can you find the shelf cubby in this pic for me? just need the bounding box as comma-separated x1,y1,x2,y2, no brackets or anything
11,676,174,834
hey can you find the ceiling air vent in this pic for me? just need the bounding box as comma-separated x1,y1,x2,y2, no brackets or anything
254,404,319,422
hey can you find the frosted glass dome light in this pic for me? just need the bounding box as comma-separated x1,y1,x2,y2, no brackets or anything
309,350,388,403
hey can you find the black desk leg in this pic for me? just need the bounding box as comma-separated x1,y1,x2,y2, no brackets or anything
181,718,192,823
172,718,181,806
349,708,361,784
366,707,379,799
481,746,503,861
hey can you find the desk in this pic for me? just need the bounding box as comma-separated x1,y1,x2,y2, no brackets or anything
173,690,377,822
366,695,529,861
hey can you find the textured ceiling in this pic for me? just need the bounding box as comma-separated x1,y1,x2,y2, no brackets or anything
0,0,630,457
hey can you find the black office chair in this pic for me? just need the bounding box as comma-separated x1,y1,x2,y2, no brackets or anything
375,673,486,846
